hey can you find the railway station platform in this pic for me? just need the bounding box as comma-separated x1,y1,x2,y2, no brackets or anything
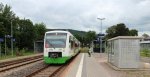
61,53,123,77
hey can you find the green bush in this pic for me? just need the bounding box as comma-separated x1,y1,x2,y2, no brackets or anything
15,48,25,56
80,47,89,53
141,49,150,57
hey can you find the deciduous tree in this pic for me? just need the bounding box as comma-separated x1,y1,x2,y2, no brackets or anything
105,23,138,39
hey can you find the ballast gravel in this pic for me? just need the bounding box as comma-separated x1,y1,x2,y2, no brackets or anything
0,60,48,77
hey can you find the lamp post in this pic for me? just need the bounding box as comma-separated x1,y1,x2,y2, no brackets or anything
11,20,13,56
5,35,6,56
5,35,11,56
0,38,4,57
97,18,105,53
0,22,4,57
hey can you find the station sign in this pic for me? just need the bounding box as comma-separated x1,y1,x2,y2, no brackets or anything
98,34,105,36
13,38,15,42
5,35,12,38
0,38,4,42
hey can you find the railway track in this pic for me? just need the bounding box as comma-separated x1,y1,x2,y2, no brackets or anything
26,65,64,77
0,54,43,72
26,53,79,77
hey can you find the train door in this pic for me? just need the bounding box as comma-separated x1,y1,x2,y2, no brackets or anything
69,36,75,55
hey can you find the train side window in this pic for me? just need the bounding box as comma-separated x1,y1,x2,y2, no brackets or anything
69,36,73,49
75,43,78,47
69,36,72,43
71,41,74,49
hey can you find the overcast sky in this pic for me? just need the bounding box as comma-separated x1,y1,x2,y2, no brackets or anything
1,0,150,35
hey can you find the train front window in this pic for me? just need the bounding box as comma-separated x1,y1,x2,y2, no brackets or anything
45,33,67,48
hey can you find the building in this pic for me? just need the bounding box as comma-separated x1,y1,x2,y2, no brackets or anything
107,36,142,68
34,40,44,53
140,37,150,50
140,41,150,50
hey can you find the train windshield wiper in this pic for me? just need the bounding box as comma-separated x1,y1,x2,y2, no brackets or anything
48,41,55,49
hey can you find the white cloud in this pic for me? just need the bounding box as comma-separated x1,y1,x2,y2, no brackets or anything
1,0,150,36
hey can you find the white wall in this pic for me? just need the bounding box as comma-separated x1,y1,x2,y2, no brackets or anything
108,37,140,68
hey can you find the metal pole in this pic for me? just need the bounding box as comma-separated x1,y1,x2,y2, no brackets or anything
34,41,35,53
97,18,105,53
100,37,102,53
5,35,6,56
11,20,13,56
101,19,102,34
100,20,102,53
0,42,1,57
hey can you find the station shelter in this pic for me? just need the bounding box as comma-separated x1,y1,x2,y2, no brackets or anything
107,36,142,68
93,40,105,53
34,40,44,53
93,33,105,53
140,41,150,50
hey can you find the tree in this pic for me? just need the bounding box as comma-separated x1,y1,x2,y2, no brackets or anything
0,2,48,52
105,25,116,39
129,29,138,36
85,31,96,45
34,22,47,40
0,22,5,37
0,3,17,51
142,33,149,38
115,23,129,36
0,3,4,13
17,19,35,50
73,30,96,47
74,33,87,47
0,4,15,36
105,23,138,39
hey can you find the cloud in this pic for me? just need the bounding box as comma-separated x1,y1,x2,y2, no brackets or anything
1,0,150,35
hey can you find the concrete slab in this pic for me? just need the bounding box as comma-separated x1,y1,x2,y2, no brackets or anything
85,53,111,77
63,53,112,77
62,53,82,77
62,53,150,77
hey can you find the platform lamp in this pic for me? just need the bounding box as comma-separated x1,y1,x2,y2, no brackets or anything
11,19,15,56
97,18,105,53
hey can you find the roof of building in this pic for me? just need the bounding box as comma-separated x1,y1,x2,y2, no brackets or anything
140,41,150,44
108,36,143,41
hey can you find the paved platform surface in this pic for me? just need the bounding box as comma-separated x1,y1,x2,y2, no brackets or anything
63,53,124,77
62,53,150,77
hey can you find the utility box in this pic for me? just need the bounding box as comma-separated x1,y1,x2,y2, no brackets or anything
107,36,142,68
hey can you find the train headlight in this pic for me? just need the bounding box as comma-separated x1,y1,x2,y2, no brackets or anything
49,49,53,51
58,49,62,51
63,48,65,52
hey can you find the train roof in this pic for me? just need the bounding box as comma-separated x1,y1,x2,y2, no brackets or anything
140,41,150,44
45,30,73,36
108,36,142,41
46,30,70,33
45,30,80,42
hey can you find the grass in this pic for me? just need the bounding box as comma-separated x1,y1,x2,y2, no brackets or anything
140,49,150,57
0,51,35,60
0,55,17,60
80,47,89,53
23,51,35,56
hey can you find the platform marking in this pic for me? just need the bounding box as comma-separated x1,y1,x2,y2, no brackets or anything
76,54,84,77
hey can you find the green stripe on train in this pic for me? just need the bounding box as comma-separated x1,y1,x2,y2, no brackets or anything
44,56,71,64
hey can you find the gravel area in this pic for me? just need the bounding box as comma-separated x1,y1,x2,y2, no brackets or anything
92,53,150,77
0,60,48,77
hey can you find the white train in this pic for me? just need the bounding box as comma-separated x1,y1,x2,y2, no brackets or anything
44,30,80,64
